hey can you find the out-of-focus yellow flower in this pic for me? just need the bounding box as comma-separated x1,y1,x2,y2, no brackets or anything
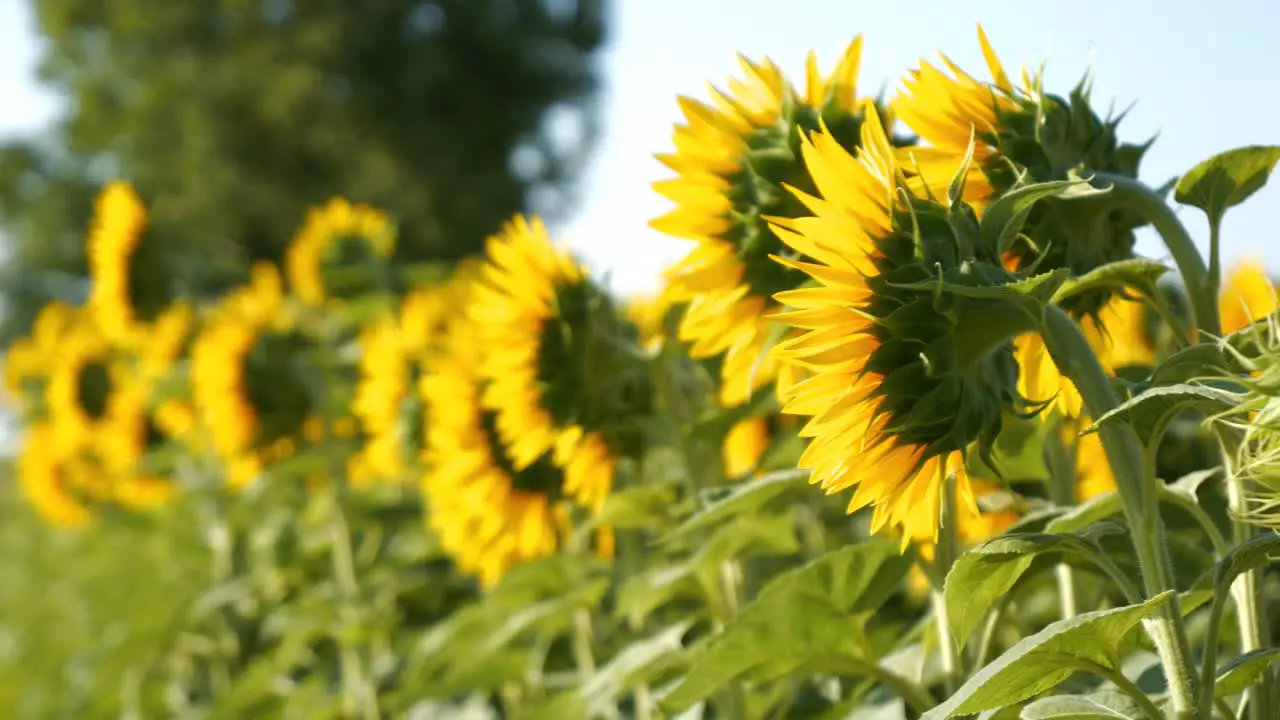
190,263,313,488
286,197,395,307
422,275,577,587
723,416,770,479
652,37,881,406
18,424,95,528
1074,427,1118,502
3,301,76,417
1220,259,1277,334
471,215,615,512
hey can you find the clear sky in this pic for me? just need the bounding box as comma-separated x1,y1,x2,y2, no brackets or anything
1,0,1278,299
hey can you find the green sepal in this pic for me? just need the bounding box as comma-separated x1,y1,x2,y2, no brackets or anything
979,176,1105,260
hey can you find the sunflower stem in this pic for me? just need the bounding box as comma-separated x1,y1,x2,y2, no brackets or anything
1042,304,1199,719
1046,427,1080,620
1094,172,1219,339
932,471,963,694
1210,425,1274,720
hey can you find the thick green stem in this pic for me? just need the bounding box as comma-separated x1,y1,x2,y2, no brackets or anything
932,471,963,694
1214,426,1273,720
1043,305,1199,718
1047,431,1080,619
1094,172,1219,338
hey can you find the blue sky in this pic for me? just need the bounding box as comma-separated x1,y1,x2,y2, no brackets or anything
2,0,1278,297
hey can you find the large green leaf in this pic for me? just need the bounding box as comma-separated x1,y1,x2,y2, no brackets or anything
921,593,1172,719
1019,692,1145,719
945,533,1116,649
618,510,800,625
1213,533,1280,597
659,540,914,712
1051,259,1169,307
1213,647,1280,697
661,468,808,543
525,622,693,720
1174,145,1280,228
1085,383,1241,446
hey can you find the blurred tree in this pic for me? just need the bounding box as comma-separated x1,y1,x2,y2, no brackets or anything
0,0,607,342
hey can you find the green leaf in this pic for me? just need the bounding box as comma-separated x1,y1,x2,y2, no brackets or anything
582,481,682,532
921,592,1173,719
1084,383,1241,446
945,534,1109,649
980,178,1104,258
526,622,693,720
1214,647,1280,697
661,468,808,543
1026,687,1156,719
1050,259,1169,306
619,511,800,625
659,540,913,712
1173,145,1280,227
1019,694,1138,719
1045,492,1123,534
1213,533,1280,596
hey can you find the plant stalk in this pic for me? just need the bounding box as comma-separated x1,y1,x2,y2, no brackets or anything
1043,305,1199,718
932,471,963,694
1213,426,1273,720
1094,172,1219,339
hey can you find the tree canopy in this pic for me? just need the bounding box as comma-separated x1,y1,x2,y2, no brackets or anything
0,0,608,343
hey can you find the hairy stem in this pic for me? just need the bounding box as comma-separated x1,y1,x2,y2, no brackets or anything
1043,305,1199,718
932,471,963,694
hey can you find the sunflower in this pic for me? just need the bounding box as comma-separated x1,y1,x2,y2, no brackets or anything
286,197,396,307
723,416,770,479
90,375,178,511
895,25,1152,320
1220,259,1277,334
652,36,899,406
422,277,581,586
3,301,76,418
191,263,315,488
18,424,96,527
1073,428,1118,502
85,180,176,347
350,316,414,484
45,319,139,455
767,104,1029,544
472,215,640,513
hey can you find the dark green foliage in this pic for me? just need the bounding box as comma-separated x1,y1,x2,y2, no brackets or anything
0,0,608,343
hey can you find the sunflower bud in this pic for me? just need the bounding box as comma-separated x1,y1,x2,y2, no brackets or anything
895,25,1153,319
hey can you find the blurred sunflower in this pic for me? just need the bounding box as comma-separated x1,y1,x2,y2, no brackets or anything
1073,428,1117,502
45,320,136,454
895,25,1152,320
91,376,178,510
18,424,96,528
652,36,901,406
472,216,651,513
286,197,396,307
768,105,1025,543
85,180,176,347
1220,259,1277,334
191,263,315,488
421,305,576,587
3,301,76,418
723,416,770,479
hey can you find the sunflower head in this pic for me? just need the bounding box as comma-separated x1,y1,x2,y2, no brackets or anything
18,424,96,527
473,215,653,511
4,301,76,419
191,263,317,487
770,104,1044,542
286,198,396,308
653,36,912,405
45,319,132,454
86,180,175,346
896,25,1152,319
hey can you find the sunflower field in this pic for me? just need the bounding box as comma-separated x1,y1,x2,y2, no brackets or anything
4,26,1280,720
